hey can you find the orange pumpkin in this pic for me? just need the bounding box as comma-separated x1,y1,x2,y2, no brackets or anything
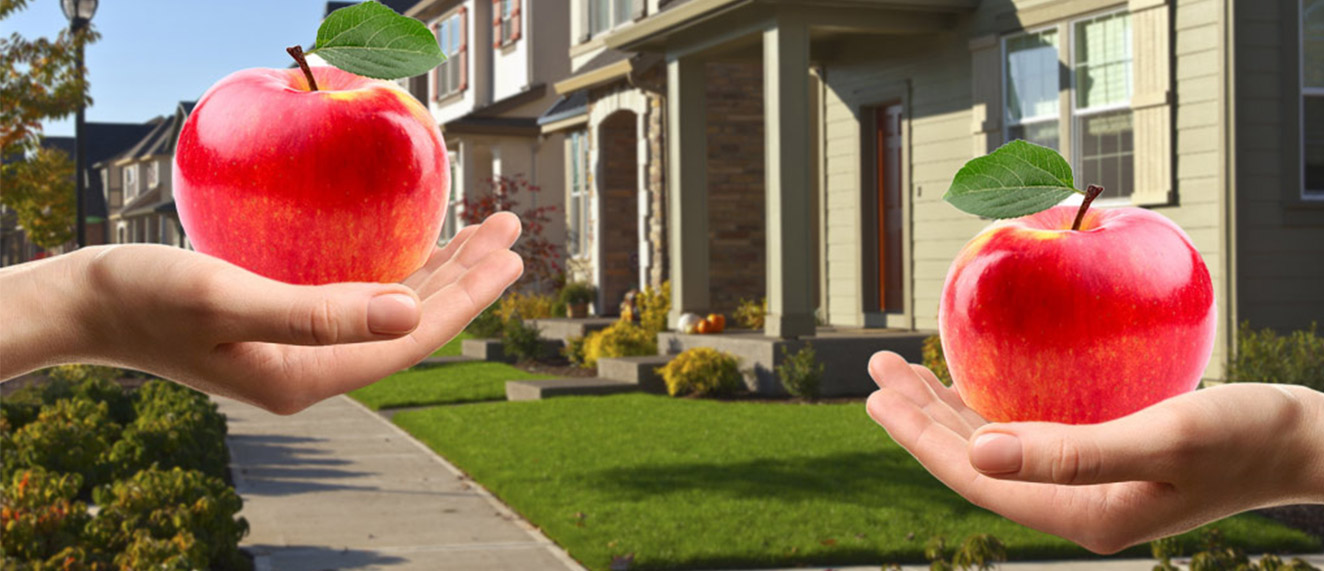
696,318,713,334
707,314,726,333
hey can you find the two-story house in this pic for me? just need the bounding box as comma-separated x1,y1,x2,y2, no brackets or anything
550,0,1324,392
101,101,194,248
404,0,572,287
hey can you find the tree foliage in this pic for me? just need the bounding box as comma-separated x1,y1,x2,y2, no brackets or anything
458,174,563,291
1,0,98,249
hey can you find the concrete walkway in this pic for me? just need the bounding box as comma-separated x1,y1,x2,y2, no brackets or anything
217,395,585,571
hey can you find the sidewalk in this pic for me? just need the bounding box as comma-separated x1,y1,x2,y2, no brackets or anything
216,394,585,571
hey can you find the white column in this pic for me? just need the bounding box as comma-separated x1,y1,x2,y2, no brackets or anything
667,55,710,326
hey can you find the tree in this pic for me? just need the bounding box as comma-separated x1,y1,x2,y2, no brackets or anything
458,174,563,292
0,0,98,249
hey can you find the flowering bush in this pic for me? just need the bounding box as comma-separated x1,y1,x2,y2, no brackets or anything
582,321,657,369
658,347,744,397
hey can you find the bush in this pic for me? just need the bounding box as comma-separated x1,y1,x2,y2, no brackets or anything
3,399,119,496
582,321,657,369
658,347,744,397
564,335,588,367
558,281,596,306
1226,322,1324,391
502,316,547,363
1,469,91,562
923,335,954,386
777,344,824,400
466,303,505,338
925,534,1006,571
496,291,556,322
88,468,249,571
637,281,671,334
734,297,767,330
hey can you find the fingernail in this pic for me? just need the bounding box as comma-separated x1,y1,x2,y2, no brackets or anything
970,433,1022,474
368,293,419,335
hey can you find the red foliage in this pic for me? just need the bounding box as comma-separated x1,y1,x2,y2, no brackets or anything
458,174,563,291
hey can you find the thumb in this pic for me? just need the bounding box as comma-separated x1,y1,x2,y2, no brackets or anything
968,419,1175,486
217,278,422,346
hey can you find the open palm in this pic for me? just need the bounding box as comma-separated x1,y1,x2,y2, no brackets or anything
865,351,1322,554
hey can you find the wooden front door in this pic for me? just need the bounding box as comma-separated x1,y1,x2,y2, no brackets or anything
876,104,904,313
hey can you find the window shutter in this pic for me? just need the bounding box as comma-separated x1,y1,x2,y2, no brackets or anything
458,8,469,91
1129,0,1173,206
632,0,645,21
493,0,503,48
430,21,441,101
969,34,1002,156
510,0,522,42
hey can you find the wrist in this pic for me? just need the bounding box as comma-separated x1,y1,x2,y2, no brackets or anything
1294,385,1324,502
0,248,104,380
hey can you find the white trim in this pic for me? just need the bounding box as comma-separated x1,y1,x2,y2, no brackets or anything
1302,0,1324,198
1000,25,1062,143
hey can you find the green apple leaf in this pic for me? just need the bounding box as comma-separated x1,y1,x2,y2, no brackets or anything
944,139,1083,219
308,0,445,81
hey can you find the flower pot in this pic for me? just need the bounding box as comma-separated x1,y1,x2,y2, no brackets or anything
567,302,589,318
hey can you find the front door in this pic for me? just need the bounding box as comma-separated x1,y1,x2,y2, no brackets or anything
876,104,904,313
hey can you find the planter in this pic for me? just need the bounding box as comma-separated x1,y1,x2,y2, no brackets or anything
567,302,590,319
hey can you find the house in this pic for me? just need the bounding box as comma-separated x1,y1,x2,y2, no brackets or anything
548,0,1324,388
403,0,572,291
100,102,195,248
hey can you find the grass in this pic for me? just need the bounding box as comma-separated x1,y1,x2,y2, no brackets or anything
430,331,474,357
349,360,553,410
393,394,1320,571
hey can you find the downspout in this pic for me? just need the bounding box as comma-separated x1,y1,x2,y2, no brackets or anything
1222,0,1238,379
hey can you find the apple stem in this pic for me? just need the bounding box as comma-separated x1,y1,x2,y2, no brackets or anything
286,45,319,92
1072,184,1105,231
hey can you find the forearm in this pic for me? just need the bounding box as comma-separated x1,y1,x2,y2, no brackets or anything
0,249,99,380
1292,384,1324,503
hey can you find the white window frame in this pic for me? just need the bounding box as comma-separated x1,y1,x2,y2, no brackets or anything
1001,8,1135,207
123,165,138,200
568,130,590,258
1069,9,1134,205
433,11,463,100
441,150,462,242
587,0,632,39
1302,0,1324,199
147,160,160,189
500,0,515,45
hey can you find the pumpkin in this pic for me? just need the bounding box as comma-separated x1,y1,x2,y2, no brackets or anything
678,313,703,334
707,314,726,333
696,318,713,334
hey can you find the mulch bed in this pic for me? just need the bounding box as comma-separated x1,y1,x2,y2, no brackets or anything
511,356,598,378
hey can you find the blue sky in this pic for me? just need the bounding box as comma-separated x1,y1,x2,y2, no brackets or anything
8,0,338,137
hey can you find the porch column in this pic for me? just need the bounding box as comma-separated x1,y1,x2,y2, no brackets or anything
667,55,709,326
763,17,816,338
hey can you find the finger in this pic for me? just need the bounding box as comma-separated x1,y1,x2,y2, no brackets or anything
416,212,522,299
211,271,422,346
968,410,1188,486
911,364,988,430
869,352,975,438
402,225,480,290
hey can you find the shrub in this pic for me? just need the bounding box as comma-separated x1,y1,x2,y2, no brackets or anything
88,467,249,571
496,291,556,322
1,469,91,562
1226,322,1324,391
658,347,744,397
558,281,596,306
637,281,671,335
923,335,954,386
466,303,505,338
777,344,824,400
734,297,767,330
1150,528,1323,571
925,534,1006,571
501,316,546,363
564,335,588,367
582,321,658,369
4,399,119,495
458,174,563,291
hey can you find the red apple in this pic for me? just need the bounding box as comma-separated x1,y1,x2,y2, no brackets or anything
938,205,1216,424
174,66,447,285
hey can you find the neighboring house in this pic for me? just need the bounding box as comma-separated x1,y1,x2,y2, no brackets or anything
101,102,195,248
562,0,1324,382
403,0,572,288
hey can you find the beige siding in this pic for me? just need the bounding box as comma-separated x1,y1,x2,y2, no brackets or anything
1234,0,1324,334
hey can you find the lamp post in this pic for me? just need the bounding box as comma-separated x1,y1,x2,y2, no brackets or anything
61,0,97,249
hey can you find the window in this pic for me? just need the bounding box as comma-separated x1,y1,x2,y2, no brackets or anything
494,0,520,46
123,165,138,200
440,150,462,241
431,11,465,100
1004,10,1135,201
568,130,590,257
1304,0,1324,198
147,161,160,188
589,0,632,37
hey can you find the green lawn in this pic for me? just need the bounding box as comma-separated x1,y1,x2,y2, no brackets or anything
430,331,474,357
393,394,1319,571
349,360,553,410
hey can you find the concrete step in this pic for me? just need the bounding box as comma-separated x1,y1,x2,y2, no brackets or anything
506,378,640,401
527,318,617,343
596,355,674,394
415,355,480,368
461,339,564,363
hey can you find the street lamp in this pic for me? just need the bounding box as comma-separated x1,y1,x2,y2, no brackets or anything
61,0,97,249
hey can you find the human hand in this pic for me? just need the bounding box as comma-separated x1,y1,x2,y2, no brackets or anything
865,351,1324,554
0,212,523,415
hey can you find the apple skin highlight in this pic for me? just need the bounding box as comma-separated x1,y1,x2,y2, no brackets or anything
938,205,1217,424
174,66,448,285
